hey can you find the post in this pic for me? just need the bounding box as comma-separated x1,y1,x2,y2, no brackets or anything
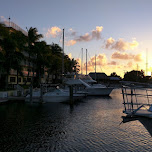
81,48,83,75
30,84,33,103
86,49,87,75
62,29,64,76
8,16,11,29
122,87,126,112
69,85,73,104
40,84,43,103
95,54,96,81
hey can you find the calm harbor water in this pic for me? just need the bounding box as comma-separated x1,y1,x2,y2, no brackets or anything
1,88,152,152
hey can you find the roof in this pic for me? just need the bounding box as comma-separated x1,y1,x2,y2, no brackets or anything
109,77,121,81
89,72,108,80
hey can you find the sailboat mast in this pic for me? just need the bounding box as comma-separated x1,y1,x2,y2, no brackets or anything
146,48,148,76
62,29,64,76
81,48,83,75
95,54,96,81
86,49,87,75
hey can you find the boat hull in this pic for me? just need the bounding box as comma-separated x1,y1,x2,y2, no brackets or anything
43,96,70,102
86,87,113,96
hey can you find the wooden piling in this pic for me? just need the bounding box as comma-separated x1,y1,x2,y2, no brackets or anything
40,84,43,103
30,84,33,103
69,85,73,104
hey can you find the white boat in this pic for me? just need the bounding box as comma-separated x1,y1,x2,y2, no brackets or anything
79,79,113,96
25,86,86,103
122,86,152,118
64,75,113,96
25,89,41,102
43,88,70,102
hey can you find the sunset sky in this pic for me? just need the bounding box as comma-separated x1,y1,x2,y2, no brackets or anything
1,0,152,77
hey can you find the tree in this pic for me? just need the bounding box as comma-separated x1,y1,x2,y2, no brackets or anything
25,27,43,85
124,70,145,82
110,72,118,77
0,24,26,88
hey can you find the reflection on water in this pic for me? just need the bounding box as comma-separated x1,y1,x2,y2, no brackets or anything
0,89,152,151
122,116,152,137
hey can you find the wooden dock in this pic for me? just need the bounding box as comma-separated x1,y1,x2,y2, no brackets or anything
0,97,25,104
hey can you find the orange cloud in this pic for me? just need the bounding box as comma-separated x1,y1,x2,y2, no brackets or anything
108,61,117,65
105,38,139,51
111,51,143,62
66,40,77,46
134,54,143,62
46,26,62,38
111,51,134,60
68,53,72,59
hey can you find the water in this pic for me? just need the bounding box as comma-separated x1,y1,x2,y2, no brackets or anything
1,89,152,152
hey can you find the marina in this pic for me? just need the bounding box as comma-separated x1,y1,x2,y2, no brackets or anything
1,1,152,151
1,89,152,151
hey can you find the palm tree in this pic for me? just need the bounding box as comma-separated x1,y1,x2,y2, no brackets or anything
25,27,43,85
0,23,27,89
11,30,27,85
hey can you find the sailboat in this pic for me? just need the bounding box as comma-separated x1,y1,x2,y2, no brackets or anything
79,50,113,96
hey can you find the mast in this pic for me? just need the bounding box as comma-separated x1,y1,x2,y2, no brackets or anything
95,54,96,81
62,29,64,76
146,48,148,76
86,49,87,75
81,48,83,75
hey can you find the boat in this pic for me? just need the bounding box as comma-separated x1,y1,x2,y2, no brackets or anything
78,78,113,96
78,50,113,96
121,85,152,118
42,88,70,102
25,85,86,103
121,116,152,136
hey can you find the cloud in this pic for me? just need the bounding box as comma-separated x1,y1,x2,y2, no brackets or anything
91,26,103,40
108,61,117,65
65,40,77,46
134,54,143,62
46,26,62,38
127,61,133,67
111,51,143,62
69,28,77,36
66,26,103,46
76,33,92,42
76,26,103,42
105,38,139,51
105,37,115,49
68,53,72,59
0,16,6,21
45,26,103,46
111,51,134,60
82,54,107,72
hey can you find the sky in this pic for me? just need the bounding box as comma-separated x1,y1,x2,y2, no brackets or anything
1,0,152,77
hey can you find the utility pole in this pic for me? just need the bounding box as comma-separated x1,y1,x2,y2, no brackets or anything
86,49,87,75
62,29,64,76
81,48,83,75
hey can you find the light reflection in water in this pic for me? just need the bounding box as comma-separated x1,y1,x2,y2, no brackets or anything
0,89,152,151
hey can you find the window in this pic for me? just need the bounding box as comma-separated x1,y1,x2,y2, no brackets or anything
10,77,16,83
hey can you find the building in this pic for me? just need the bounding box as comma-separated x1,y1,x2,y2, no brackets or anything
0,20,47,87
89,72,109,83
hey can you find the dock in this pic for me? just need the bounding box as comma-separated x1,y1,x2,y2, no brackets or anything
0,97,25,104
